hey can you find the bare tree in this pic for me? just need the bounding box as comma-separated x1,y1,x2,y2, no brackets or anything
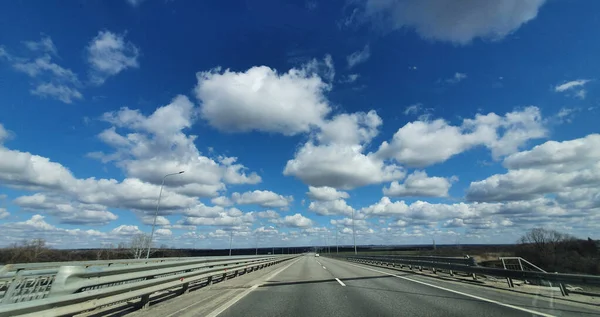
129,234,152,259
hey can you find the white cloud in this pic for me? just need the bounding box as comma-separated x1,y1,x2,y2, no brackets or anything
404,103,422,116
383,171,456,197
284,111,405,189
87,31,139,85
364,0,546,44
182,211,256,227
14,193,118,225
308,199,354,216
155,228,172,236
257,210,280,219
555,79,590,100
306,186,349,201
555,79,590,92
377,106,547,167
23,36,57,55
195,57,332,136
231,190,293,208
111,224,142,236
91,95,260,196
1,37,82,103
0,208,9,219
445,72,467,84
282,213,313,228
31,82,83,104
0,124,11,143
467,134,600,202
140,215,170,226
341,74,359,83
347,44,370,68
211,196,233,207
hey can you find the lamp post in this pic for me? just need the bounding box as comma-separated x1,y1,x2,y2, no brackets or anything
146,171,184,259
352,209,357,255
229,230,234,256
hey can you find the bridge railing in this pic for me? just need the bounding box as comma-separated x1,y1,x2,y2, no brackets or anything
336,255,600,296
0,254,298,317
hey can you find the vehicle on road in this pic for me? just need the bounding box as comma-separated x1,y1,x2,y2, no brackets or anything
315,253,319,257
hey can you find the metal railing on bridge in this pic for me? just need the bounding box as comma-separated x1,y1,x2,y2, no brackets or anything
0,254,298,317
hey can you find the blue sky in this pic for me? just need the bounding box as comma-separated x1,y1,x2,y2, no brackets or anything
1,0,599,249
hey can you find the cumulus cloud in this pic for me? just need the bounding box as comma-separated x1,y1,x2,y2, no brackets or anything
347,44,370,68
90,95,261,197
284,111,405,189
87,30,139,85
383,171,456,197
14,193,118,225
231,190,293,209
467,134,600,202
363,0,547,44
257,210,280,219
0,208,9,219
308,199,354,216
282,213,313,228
307,186,349,201
195,57,333,136
376,106,547,167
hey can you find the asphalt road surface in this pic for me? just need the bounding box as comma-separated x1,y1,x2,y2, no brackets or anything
215,255,599,317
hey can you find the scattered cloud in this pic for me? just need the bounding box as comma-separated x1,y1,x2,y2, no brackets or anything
282,213,313,228
195,57,333,136
383,171,456,197
87,30,139,85
126,0,146,7
376,106,547,167
445,72,467,84
31,82,83,104
555,79,590,99
363,0,547,44
22,35,58,56
231,190,293,209
307,186,349,201
347,44,370,68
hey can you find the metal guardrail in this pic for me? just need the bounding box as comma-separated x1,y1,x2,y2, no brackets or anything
339,255,600,296
0,254,297,317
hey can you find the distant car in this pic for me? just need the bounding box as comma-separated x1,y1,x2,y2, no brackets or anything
315,253,320,257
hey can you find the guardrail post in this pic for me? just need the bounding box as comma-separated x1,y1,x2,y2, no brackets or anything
419,266,423,272
207,276,213,286
449,270,454,277
506,278,514,288
181,282,190,294
140,294,150,310
559,283,569,296
222,273,228,281
432,267,436,274
472,273,477,280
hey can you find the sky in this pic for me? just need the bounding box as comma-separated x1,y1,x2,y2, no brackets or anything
1,0,600,249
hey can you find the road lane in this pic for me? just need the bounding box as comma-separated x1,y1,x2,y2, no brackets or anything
219,255,570,317
319,256,599,316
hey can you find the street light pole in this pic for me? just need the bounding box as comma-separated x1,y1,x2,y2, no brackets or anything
229,230,233,256
146,171,184,259
335,225,338,254
352,209,357,255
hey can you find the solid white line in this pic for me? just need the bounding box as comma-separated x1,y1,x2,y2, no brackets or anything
335,278,346,287
322,266,326,270
207,257,302,317
343,261,556,317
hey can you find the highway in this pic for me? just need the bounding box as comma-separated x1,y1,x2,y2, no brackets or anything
136,254,600,317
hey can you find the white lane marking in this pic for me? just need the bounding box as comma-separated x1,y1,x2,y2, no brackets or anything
316,260,321,265
335,278,346,287
207,257,302,317
322,266,326,270
344,262,556,317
